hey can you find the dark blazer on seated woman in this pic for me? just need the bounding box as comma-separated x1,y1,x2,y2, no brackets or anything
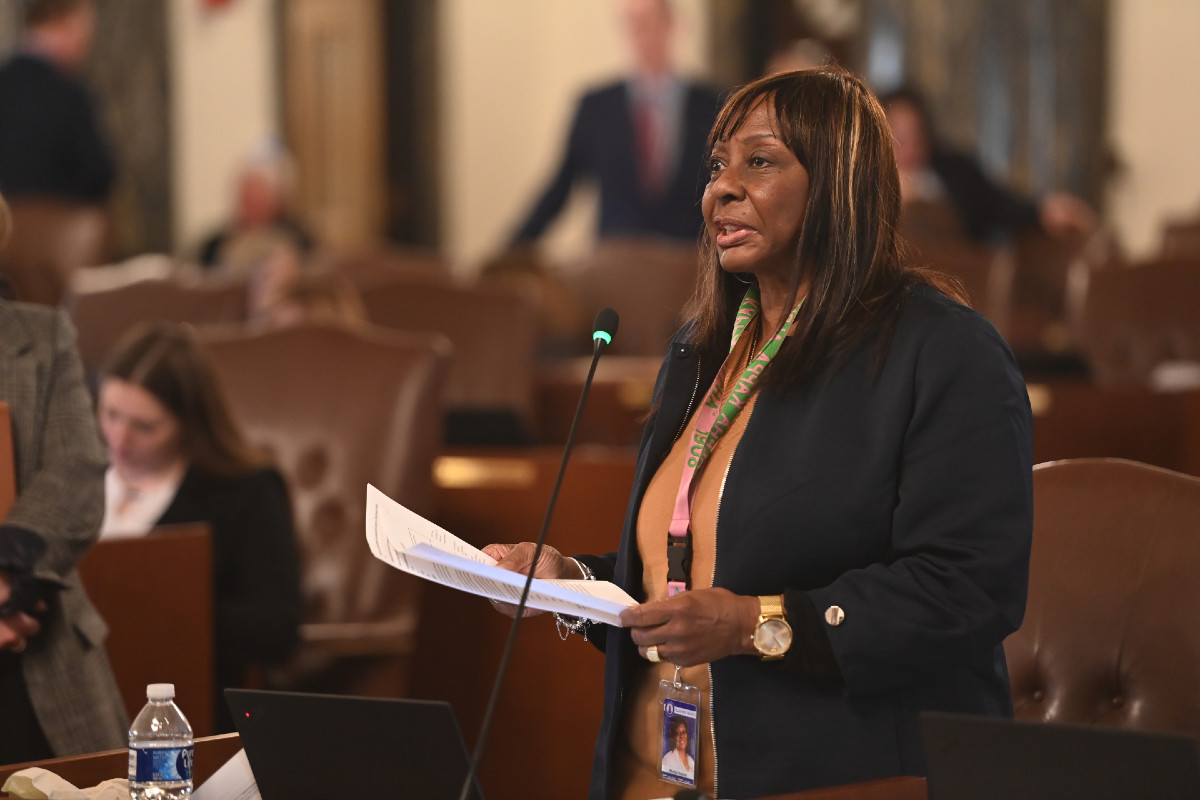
156,465,301,697
97,321,304,734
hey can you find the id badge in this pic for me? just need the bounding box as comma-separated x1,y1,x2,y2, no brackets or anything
658,668,701,788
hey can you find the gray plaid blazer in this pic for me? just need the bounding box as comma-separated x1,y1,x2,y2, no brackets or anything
0,301,126,755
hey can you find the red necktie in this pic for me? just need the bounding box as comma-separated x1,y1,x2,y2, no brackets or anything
636,97,666,199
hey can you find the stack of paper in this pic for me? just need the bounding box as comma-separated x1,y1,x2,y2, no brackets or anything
365,484,637,626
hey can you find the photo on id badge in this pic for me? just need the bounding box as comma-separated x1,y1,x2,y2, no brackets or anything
660,699,697,786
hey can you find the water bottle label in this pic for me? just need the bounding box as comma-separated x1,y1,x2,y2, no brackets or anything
130,745,193,782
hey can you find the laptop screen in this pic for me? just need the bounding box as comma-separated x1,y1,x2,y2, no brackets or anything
921,711,1200,800
226,688,485,800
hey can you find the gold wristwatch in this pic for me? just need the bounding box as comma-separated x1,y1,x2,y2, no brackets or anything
752,594,793,661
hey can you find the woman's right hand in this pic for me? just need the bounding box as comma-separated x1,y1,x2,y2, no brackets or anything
481,542,580,618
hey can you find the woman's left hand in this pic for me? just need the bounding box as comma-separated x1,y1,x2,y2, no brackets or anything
620,588,761,667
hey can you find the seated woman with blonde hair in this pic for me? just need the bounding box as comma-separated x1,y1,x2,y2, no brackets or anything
96,321,302,731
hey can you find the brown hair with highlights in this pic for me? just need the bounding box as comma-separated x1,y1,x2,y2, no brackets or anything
685,65,965,387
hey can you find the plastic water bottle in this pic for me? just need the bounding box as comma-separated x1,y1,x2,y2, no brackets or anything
128,683,194,799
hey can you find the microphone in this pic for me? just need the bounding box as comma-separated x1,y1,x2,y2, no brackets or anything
458,308,619,800
592,307,619,352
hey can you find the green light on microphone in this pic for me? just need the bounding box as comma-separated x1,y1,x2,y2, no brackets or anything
593,331,612,345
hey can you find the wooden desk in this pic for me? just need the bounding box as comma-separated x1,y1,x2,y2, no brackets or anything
1029,382,1200,476
535,356,659,445
0,735,922,799
762,776,927,799
415,447,635,800
78,524,216,736
0,733,241,796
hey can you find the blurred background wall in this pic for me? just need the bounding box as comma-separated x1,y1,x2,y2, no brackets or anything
1,0,1196,266
169,0,280,257
1106,0,1200,257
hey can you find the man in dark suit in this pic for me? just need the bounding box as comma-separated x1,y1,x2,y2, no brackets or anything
0,0,114,203
512,0,721,244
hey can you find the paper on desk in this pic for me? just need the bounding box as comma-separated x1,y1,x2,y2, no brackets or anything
365,483,637,626
192,748,259,800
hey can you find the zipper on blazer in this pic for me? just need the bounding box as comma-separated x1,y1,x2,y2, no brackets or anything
708,455,735,798
669,356,704,451
708,395,757,798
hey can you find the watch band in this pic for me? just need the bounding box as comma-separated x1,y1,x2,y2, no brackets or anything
758,594,786,620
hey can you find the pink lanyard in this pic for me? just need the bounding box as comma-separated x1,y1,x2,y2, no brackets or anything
666,287,804,595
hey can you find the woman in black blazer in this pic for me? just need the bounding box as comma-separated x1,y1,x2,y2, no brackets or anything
96,322,302,732
487,66,1032,800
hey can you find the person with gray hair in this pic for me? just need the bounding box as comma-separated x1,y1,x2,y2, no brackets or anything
197,137,314,268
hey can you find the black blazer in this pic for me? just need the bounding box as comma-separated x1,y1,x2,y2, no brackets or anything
580,284,1033,799
157,467,302,699
513,79,722,243
0,54,114,202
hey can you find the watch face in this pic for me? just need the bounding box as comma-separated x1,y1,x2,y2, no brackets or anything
753,618,793,657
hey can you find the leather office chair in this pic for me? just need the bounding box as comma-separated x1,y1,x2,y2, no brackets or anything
563,238,698,357
66,274,248,382
898,198,968,243
358,277,538,445
1075,258,1200,386
1161,216,1200,260
199,322,451,697
1006,458,1200,741
0,199,108,306
902,235,1014,340
316,244,448,289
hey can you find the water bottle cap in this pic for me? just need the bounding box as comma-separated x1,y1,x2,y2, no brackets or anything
146,683,176,700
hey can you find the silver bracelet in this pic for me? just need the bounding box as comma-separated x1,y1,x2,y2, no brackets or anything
554,558,595,641
567,556,595,581
554,613,591,641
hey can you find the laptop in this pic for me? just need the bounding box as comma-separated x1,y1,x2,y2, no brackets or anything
921,711,1200,800
225,688,485,800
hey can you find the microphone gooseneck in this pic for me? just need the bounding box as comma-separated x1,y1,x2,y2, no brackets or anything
458,308,619,800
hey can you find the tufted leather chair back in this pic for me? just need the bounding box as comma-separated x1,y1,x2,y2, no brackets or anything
199,322,450,693
359,277,538,443
902,235,1013,339
1006,458,1200,740
67,275,248,381
563,238,699,357
315,244,448,289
